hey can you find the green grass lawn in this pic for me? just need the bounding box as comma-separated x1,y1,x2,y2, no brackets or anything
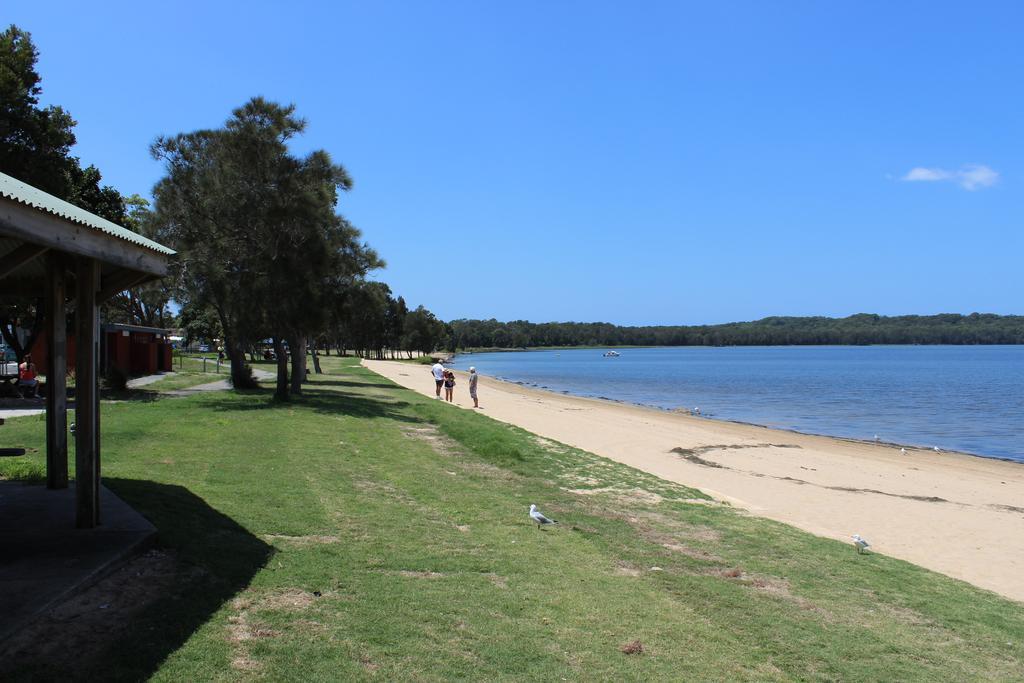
141,372,223,392
171,354,229,374
1,357,1022,681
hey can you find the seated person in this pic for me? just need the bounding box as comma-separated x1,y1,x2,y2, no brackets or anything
18,354,38,398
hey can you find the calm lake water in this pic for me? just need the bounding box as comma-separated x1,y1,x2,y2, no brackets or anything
449,346,1024,463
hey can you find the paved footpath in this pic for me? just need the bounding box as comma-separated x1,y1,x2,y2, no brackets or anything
0,369,277,419
126,372,175,389
162,368,276,396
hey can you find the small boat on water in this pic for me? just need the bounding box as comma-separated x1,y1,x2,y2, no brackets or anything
603,350,621,357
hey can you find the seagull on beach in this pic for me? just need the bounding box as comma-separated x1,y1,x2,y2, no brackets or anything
529,504,558,530
900,448,907,456
852,534,871,554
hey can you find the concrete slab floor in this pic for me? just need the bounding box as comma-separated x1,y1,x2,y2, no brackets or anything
0,482,156,643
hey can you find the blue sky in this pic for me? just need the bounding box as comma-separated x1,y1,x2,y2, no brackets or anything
8,1,1022,325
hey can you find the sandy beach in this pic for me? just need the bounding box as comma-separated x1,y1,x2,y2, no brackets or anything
366,359,1024,602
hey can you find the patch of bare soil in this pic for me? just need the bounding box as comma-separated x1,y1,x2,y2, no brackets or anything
704,567,828,614
232,588,322,612
227,588,329,672
484,573,508,589
401,425,465,457
396,570,447,579
359,653,380,672
659,541,724,562
401,424,519,483
565,486,665,506
263,533,341,546
0,549,193,678
615,563,643,577
631,510,722,542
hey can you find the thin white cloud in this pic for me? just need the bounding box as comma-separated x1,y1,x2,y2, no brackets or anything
900,164,999,190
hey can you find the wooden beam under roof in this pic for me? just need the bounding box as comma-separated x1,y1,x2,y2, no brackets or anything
0,243,49,280
97,268,156,303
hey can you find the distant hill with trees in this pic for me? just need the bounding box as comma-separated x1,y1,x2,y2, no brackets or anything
446,314,1024,349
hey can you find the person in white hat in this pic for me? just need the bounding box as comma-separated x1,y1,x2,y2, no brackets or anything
468,367,479,408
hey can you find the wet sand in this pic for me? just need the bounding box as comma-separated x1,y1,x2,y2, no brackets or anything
365,359,1024,602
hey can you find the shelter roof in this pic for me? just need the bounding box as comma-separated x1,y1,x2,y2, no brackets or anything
0,171,174,296
0,172,174,255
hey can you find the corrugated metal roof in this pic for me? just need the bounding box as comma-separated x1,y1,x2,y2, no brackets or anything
0,171,176,256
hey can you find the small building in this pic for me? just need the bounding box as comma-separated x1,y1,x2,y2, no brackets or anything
29,323,174,377
102,323,174,375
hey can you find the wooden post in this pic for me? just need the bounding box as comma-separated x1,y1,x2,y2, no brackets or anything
45,253,68,489
75,257,100,528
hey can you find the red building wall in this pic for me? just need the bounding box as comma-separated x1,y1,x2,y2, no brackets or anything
107,331,131,372
130,332,158,375
29,332,77,373
31,328,166,377
160,343,173,371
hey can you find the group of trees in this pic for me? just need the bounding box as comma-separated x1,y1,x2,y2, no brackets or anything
149,97,450,398
447,313,1024,349
150,97,386,399
324,283,447,359
1,24,445,395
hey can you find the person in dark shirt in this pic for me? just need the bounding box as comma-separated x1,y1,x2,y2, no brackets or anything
443,369,455,402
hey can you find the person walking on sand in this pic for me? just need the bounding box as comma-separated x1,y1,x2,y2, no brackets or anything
431,360,445,398
468,366,479,408
444,369,456,402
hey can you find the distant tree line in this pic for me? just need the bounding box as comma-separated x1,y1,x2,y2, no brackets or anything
447,314,1024,349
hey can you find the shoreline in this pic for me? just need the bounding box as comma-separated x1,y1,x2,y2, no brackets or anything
489,376,1023,466
366,359,1024,602
450,346,1023,464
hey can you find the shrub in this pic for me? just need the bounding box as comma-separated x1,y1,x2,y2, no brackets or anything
104,365,129,392
230,364,259,389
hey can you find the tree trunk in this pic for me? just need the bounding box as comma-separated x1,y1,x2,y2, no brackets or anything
0,301,44,365
310,336,323,374
273,337,289,400
215,307,254,390
288,336,307,395
227,338,253,388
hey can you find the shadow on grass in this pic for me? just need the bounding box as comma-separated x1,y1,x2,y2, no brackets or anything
304,378,404,390
198,385,424,424
80,478,272,681
100,389,160,403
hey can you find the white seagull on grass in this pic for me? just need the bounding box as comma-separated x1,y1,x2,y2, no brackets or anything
529,504,558,530
852,534,871,554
